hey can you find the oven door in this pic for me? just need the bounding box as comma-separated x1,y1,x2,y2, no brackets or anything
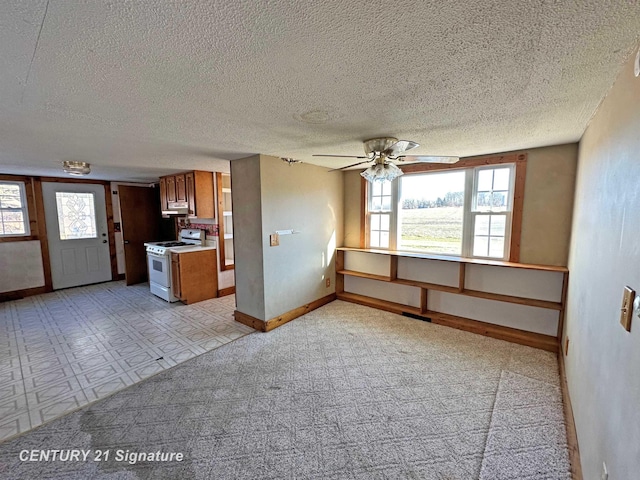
147,252,171,288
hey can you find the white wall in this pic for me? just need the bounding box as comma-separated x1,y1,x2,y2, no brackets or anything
565,46,640,479
0,241,45,293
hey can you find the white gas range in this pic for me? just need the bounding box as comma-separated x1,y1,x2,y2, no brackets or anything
144,229,206,302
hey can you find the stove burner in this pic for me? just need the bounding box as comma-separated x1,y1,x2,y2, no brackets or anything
157,241,188,247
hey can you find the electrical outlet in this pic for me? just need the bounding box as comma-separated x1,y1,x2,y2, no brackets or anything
601,461,608,480
326,278,330,288
269,234,279,247
564,337,569,356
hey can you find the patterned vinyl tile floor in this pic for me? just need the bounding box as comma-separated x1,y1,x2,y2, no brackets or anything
0,281,253,442
0,300,570,479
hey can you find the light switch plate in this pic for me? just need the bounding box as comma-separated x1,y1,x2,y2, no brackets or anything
269,233,279,247
620,286,634,332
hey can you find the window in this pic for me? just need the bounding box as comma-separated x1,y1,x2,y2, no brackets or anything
55,192,98,240
368,180,392,248
471,167,512,258
0,181,30,236
367,164,516,260
398,170,466,255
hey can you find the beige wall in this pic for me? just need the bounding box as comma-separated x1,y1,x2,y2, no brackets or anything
341,144,578,266
565,48,640,479
230,155,266,320
343,170,363,248
231,154,344,321
520,143,578,265
260,155,343,319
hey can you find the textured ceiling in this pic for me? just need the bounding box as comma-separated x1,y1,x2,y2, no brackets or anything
1,1,639,182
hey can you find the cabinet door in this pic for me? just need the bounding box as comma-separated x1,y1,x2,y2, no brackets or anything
185,172,195,215
171,253,181,300
166,176,177,203
159,177,168,211
175,174,187,203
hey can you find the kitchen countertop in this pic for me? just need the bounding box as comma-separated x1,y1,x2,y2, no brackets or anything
170,245,217,254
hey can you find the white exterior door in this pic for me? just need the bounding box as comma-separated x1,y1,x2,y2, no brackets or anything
42,182,112,290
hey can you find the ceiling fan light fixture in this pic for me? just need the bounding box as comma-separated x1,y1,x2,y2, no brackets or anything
361,162,403,183
62,161,91,176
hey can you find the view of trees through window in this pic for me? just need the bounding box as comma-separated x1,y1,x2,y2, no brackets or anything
398,171,466,255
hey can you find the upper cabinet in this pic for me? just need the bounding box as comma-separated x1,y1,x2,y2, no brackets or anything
159,171,214,218
216,173,234,270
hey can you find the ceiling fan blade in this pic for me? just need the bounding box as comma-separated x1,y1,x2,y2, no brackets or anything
313,154,368,159
386,140,420,157
399,155,460,164
328,160,372,172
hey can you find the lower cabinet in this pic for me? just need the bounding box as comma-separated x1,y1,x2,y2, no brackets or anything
170,249,218,304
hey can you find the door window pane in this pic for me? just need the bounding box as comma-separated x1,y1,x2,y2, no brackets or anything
398,171,465,255
55,192,98,240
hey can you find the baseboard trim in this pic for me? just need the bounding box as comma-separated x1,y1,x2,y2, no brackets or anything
558,351,583,479
234,293,337,332
234,310,267,331
218,286,236,297
0,286,50,303
337,291,558,352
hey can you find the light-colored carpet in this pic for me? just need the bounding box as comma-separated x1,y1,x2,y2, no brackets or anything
0,300,570,479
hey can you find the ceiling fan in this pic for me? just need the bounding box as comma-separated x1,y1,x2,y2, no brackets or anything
313,137,459,182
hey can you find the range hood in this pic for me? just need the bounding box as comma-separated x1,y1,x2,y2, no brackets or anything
162,202,189,216
162,207,189,216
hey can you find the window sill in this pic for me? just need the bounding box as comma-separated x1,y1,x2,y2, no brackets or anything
336,247,568,273
0,235,38,243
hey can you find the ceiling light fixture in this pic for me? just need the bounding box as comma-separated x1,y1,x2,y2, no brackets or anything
62,161,91,176
281,157,302,165
360,158,404,183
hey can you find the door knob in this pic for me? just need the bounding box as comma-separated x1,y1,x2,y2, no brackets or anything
124,240,130,244
102,240,107,243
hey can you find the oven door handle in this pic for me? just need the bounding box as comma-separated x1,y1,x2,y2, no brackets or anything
147,252,168,259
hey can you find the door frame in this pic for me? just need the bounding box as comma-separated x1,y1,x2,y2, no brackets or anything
38,177,118,287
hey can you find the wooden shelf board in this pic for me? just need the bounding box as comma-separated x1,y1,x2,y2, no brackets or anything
336,247,568,273
461,288,562,310
337,292,421,316
337,293,558,352
425,310,558,352
339,270,561,310
337,270,392,282
393,278,459,294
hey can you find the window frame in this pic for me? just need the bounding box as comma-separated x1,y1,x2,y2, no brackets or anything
362,153,527,262
0,180,31,238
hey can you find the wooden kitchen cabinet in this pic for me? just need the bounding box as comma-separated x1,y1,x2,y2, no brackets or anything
159,171,214,218
159,177,168,211
166,175,176,203
175,174,187,203
170,249,218,304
